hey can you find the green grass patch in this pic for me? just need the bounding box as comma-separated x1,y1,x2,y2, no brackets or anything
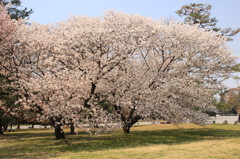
0,124,240,159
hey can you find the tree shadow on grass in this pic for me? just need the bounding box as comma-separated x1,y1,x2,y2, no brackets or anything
1,125,240,158
66,127,240,151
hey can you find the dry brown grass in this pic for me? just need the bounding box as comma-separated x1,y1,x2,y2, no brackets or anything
1,124,240,159
56,138,240,159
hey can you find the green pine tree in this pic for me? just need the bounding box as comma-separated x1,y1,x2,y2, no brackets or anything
0,0,33,20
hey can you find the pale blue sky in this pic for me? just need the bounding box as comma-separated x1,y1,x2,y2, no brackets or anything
21,0,240,88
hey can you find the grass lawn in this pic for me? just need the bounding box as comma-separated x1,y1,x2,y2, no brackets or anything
0,124,240,159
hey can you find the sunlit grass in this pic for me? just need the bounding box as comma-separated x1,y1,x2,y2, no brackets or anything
1,124,240,159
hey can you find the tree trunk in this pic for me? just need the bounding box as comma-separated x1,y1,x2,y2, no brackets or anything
17,120,21,129
238,113,240,123
69,122,76,135
122,122,132,134
122,116,141,134
114,105,142,134
0,116,4,135
31,123,34,128
10,122,13,130
54,124,65,139
3,121,8,132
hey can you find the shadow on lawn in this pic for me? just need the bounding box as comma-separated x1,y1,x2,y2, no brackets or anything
1,125,240,159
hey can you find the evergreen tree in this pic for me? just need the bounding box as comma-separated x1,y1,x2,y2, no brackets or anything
0,0,33,20
176,3,240,41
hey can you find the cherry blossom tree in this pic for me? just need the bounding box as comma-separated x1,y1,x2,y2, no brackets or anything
2,11,142,138
0,3,18,48
0,3,20,134
1,11,237,137
105,25,236,132
95,12,237,133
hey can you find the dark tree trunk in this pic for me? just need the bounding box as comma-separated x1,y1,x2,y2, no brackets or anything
54,124,65,139
0,116,4,135
122,120,138,133
113,104,142,134
122,122,131,133
69,121,76,135
3,121,8,132
17,120,21,129
122,116,141,134
31,123,34,128
10,122,13,130
238,113,240,123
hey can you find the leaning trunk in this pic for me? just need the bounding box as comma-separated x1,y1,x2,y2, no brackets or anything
54,124,65,139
